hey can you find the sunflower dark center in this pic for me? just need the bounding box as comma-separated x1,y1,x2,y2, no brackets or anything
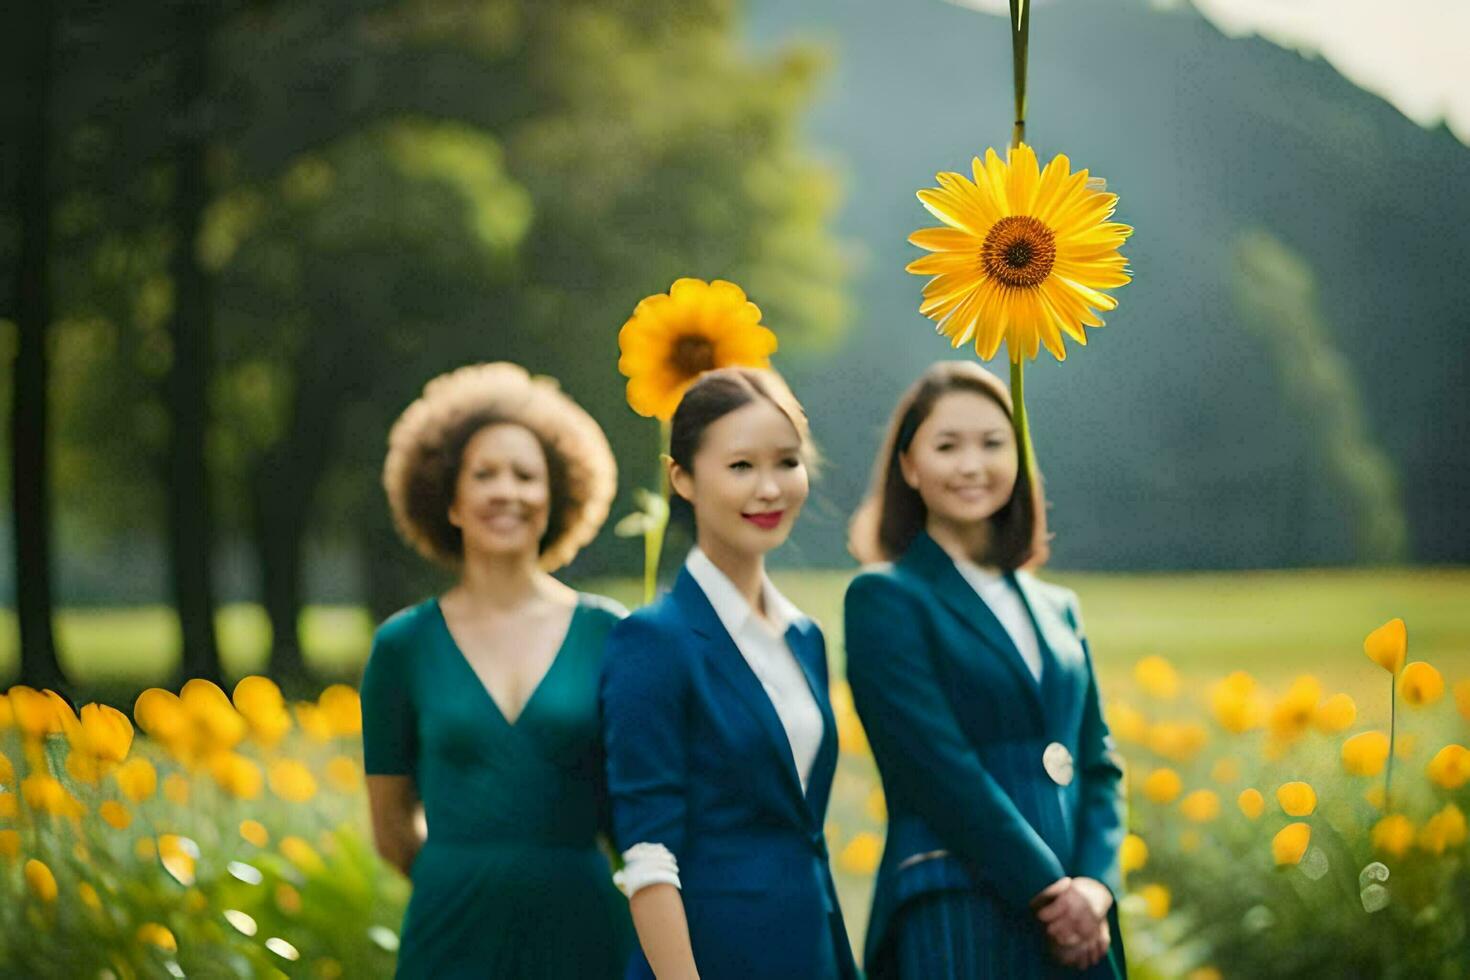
670,334,717,377
981,215,1057,289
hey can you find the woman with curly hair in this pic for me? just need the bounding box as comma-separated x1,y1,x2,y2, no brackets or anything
361,362,635,979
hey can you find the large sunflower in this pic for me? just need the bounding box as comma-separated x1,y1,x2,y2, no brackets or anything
617,277,778,420
908,143,1132,362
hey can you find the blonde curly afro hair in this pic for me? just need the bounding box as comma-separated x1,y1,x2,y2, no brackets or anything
383,362,617,572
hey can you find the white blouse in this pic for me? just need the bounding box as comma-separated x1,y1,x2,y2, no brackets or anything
614,548,824,898
953,558,1044,683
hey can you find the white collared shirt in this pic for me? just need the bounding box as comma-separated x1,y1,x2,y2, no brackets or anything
953,558,1044,683
615,548,824,898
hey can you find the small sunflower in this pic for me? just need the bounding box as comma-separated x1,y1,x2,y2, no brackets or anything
617,278,777,420
908,143,1132,362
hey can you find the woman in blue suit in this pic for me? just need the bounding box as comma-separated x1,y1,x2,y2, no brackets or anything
845,361,1126,979
601,367,857,980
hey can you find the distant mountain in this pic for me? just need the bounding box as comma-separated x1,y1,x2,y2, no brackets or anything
745,0,1470,569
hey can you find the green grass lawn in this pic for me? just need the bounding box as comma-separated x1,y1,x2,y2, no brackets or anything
3,568,1467,694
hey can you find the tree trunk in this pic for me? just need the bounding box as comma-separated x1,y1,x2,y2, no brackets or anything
10,3,67,691
166,1,222,684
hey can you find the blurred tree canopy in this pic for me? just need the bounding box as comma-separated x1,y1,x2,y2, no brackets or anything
1,0,849,680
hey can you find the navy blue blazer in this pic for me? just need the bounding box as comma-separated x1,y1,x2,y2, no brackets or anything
844,531,1126,977
601,568,858,980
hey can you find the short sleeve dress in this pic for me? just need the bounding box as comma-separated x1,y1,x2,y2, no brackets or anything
360,593,635,979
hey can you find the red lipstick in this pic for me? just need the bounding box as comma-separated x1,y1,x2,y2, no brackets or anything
742,510,784,530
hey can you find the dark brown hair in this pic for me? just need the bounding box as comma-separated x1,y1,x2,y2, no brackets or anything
666,367,815,523
383,363,617,571
848,360,1049,569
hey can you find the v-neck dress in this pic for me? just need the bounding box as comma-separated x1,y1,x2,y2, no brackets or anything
361,594,635,979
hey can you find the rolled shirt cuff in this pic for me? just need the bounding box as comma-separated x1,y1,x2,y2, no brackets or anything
614,842,681,898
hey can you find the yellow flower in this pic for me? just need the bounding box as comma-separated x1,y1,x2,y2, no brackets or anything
1314,693,1357,733
1276,781,1317,817
838,832,883,876
1180,789,1221,823
25,858,58,902
1104,700,1149,744
1237,788,1265,819
1147,721,1209,763
318,685,363,737
0,829,19,860
21,774,67,814
136,923,178,953
1210,757,1242,784
1210,672,1265,734
0,792,15,819
1455,680,1470,722
907,144,1132,362
1426,744,1470,790
617,278,778,420
9,686,65,738
1399,662,1444,707
1272,823,1311,866
268,759,319,803
1363,618,1406,674
1364,785,1386,810
1188,969,1223,980
1141,768,1182,804
1133,656,1179,700
78,882,102,912
275,882,303,914
1268,675,1322,741
134,837,157,861
75,704,134,764
98,800,132,830
1120,833,1148,873
1140,883,1170,919
1418,803,1468,854
1342,731,1391,777
210,753,264,800
158,834,197,886
833,683,870,757
163,773,190,805
181,679,247,749
280,835,326,875
294,703,334,742
114,758,158,802
133,688,191,743
1371,814,1415,857
325,756,362,793
240,819,270,848
0,692,11,729
0,749,12,786
233,676,291,746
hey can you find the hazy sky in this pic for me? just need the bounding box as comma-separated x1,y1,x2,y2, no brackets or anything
946,0,1470,144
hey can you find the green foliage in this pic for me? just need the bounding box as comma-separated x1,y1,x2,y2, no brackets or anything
1233,228,1410,564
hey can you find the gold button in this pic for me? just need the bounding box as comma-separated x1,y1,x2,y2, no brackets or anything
1043,742,1074,786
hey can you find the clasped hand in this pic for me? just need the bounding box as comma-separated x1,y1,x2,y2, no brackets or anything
1030,876,1112,970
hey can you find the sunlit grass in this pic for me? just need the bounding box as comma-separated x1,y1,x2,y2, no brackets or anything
3,569,1466,688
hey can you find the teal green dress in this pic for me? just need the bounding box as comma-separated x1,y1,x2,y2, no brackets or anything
360,594,635,979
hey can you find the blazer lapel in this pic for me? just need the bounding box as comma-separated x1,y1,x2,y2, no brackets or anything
672,569,810,822
1009,571,1085,724
787,621,837,820
902,532,1046,725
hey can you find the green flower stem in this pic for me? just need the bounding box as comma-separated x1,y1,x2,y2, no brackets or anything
1010,359,1037,477
641,421,673,606
1009,0,1030,149
1385,671,1397,812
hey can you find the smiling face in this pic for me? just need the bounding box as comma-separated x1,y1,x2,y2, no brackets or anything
900,389,1018,538
670,397,809,562
447,423,552,563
